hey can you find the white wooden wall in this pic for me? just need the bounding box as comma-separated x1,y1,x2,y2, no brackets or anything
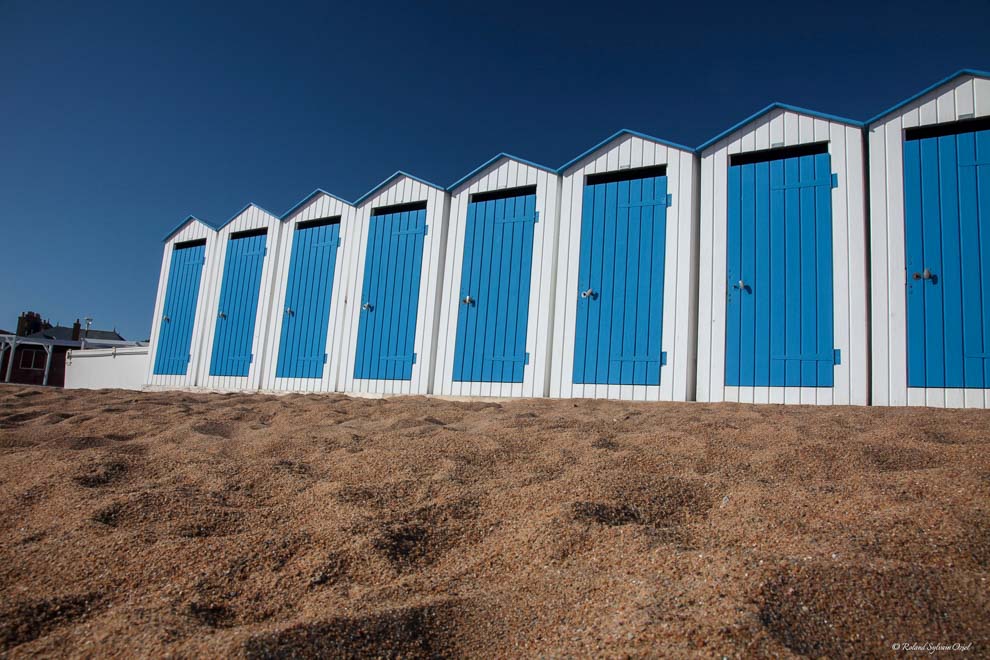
434,157,562,398
549,135,699,401
869,73,990,408
197,205,284,391
339,176,450,396
260,193,356,393
68,347,149,390
696,108,870,405
146,219,216,389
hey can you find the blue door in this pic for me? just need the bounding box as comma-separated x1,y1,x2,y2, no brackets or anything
453,188,537,383
354,204,427,380
154,240,206,375
573,170,669,385
210,230,267,377
904,126,990,388
276,219,341,379
725,148,837,387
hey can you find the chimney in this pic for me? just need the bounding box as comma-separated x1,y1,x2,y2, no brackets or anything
16,311,44,337
72,319,81,341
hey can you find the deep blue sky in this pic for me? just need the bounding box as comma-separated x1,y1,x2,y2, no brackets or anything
1,0,988,340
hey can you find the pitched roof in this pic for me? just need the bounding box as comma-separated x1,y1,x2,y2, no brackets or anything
353,171,445,207
697,102,863,153
27,327,125,342
865,68,990,126
280,188,354,220
213,203,280,231
558,129,696,173
162,215,214,242
447,153,557,192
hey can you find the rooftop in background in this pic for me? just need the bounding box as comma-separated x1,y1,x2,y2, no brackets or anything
27,326,125,342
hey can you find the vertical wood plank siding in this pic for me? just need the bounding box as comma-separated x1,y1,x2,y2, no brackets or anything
197,205,284,392
696,108,870,405
869,73,990,408
146,219,215,389
434,157,561,398
339,176,450,396
262,193,356,393
549,135,699,401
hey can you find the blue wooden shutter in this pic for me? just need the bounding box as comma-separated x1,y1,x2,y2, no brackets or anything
573,173,668,385
154,241,205,375
210,231,267,377
276,220,340,379
725,151,836,387
353,207,427,381
904,127,990,388
453,190,538,383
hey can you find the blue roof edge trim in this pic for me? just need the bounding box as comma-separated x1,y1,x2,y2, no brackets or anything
214,202,280,231
697,102,864,153
447,152,557,192
557,129,697,173
280,188,354,220
353,171,446,206
865,68,990,126
162,215,214,242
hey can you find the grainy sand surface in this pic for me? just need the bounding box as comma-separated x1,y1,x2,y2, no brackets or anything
0,385,988,658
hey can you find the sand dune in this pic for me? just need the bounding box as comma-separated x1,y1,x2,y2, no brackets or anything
1,385,988,657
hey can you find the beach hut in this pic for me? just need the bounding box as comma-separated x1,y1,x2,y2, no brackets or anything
337,173,450,396
259,191,355,393
548,130,699,401
146,216,216,389
434,154,561,398
695,104,869,405
867,70,990,408
198,204,283,391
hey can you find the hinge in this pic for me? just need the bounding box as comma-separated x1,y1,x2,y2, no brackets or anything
187,354,191,363
250,353,254,364
263,247,268,256
412,353,417,365
337,237,341,248
660,352,668,366
666,193,673,207
534,211,540,223
524,352,530,365
833,349,841,365
830,173,839,189
323,353,328,364
424,225,429,236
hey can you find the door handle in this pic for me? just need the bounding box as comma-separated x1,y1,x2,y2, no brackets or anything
162,315,170,323
461,295,474,305
218,311,227,319
734,280,748,291
580,288,596,299
361,302,373,311
911,268,933,281
285,307,294,316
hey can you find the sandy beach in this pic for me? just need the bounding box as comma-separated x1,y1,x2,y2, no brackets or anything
1,384,988,657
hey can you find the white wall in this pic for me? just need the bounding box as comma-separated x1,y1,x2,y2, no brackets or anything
338,176,450,396
434,157,562,398
261,193,356,393
549,134,699,401
68,347,149,390
146,219,216,389
197,205,284,391
869,73,990,408
696,108,870,405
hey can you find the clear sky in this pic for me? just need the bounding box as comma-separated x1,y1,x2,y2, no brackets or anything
1,0,988,340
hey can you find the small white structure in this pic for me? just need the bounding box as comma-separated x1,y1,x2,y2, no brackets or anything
868,70,990,408
434,154,561,398
198,204,283,391
549,130,699,401
66,346,149,390
338,173,450,396
146,216,216,389
695,104,869,405
260,190,355,393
